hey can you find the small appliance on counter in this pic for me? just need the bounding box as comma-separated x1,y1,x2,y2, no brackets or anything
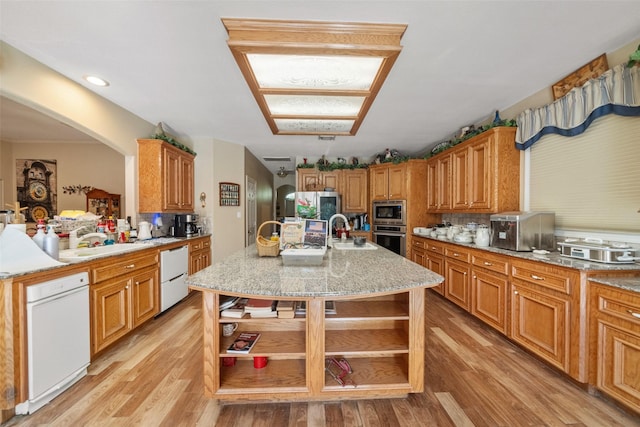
490,211,555,251
557,238,639,264
174,214,198,237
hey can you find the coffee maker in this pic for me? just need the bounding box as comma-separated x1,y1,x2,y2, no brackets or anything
174,214,198,237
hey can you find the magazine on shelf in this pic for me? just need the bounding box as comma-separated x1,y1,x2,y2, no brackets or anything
226,332,261,354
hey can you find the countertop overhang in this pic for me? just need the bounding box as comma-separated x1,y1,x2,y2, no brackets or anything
187,243,444,299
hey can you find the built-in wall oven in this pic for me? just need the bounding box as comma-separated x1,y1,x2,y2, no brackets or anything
373,224,407,257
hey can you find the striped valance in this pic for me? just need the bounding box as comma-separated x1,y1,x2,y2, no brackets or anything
515,64,640,150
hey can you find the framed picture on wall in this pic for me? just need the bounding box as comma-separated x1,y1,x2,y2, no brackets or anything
219,182,240,206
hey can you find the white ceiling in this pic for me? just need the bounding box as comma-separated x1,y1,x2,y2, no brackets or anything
1,1,639,174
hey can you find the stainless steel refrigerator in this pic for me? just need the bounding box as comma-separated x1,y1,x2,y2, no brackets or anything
294,191,341,221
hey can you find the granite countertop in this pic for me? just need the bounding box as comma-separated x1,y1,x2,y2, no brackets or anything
0,234,211,280
413,233,640,272
588,276,640,293
186,243,444,298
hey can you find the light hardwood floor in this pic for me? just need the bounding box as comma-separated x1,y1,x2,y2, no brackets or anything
6,290,639,426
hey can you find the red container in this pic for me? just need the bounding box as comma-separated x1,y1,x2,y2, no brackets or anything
253,356,268,369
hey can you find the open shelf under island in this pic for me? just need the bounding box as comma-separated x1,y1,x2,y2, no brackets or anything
187,242,444,402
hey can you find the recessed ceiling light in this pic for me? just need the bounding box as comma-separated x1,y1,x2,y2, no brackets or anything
83,75,110,87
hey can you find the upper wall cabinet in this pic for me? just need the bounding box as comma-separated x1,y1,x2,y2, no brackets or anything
137,139,195,213
296,168,342,192
369,163,407,201
341,169,368,213
426,127,520,213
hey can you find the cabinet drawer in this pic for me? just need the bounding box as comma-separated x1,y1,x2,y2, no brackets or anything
471,252,509,275
445,246,471,263
511,261,573,295
593,285,640,326
426,241,445,254
190,237,211,252
412,237,427,250
92,251,159,283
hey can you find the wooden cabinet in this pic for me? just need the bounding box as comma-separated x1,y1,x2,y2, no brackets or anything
470,251,509,334
137,138,195,213
509,260,576,374
426,127,520,213
590,283,640,414
207,288,426,401
341,169,368,213
444,246,472,311
86,188,120,219
296,168,341,192
189,236,211,275
90,249,159,355
369,163,406,201
413,237,445,295
426,155,451,211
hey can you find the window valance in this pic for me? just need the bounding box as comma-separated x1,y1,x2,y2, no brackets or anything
515,64,640,150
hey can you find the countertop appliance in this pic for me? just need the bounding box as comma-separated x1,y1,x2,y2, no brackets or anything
295,191,340,221
557,238,639,264
17,272,90,414
174,214,197,237
372,200,406,225
160,245,189,312
490,211,555,251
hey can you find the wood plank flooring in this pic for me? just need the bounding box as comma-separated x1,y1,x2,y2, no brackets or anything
5,290,639,426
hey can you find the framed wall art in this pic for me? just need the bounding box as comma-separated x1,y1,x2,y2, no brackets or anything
219,182,240,206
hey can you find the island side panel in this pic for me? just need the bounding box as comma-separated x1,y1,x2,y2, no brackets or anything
408,287,426,392
307,298,325,396
201,290,219,397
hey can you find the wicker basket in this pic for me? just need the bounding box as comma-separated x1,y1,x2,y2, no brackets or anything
256,220,281,257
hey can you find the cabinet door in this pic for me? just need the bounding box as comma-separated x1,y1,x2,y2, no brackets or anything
131,268,159,327
471,268,507,334
437,156,452,210
510,282,570,372
180,154,194,210
411,246,427,267
452,147,469,210
444,258,470,311
164,146,182,211
297,169,319,191
387,164,406,199
426,252,445,295
342,169,368,213
370,167,389,201
91,278,131,354
426,161,438,210
468,139,491,209
596,321,640,410
321,170,341,191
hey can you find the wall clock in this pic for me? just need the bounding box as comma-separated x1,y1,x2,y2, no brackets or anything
29,181,48,202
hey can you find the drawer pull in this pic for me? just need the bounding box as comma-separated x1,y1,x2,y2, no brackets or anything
530,274,545,281
124,264,136,269
628,310,640,319
453,253,460,257
483,262,493,266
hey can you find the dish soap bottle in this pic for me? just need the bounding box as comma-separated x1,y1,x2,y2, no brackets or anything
43,225,59,260
32,219,47,250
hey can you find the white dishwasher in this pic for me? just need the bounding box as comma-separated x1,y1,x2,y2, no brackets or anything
160,245,189,313
17,272,90,414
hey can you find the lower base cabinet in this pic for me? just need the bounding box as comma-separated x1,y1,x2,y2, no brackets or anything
189,236,211,275
472,269,508,334
590,283,640,414
90,250,159,356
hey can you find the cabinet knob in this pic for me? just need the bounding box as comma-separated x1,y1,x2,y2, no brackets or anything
530,274,544,281
125,285,129,289
484,261,493,266
514,290,519,295
627,310,640,319
124,264,136,269
135,281,140,285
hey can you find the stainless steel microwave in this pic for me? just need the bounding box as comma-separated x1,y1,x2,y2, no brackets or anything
372,200,406,225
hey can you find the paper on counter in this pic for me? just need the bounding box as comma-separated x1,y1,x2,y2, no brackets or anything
0,227,65,275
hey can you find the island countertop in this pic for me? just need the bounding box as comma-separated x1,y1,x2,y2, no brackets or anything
187,242,444,298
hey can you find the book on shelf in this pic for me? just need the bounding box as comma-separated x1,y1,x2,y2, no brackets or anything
277,310,296,319
249,310,278,318
244,298,276,313
226,332,261,354
221,298,248,318
276,300,294,311
294,300,336,315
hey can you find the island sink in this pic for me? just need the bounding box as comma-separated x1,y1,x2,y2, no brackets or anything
331,241,378,250
59,244,141,261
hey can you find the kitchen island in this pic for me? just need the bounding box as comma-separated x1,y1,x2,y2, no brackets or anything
186,243,444,402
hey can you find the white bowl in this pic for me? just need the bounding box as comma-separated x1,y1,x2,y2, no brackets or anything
435,228,448,235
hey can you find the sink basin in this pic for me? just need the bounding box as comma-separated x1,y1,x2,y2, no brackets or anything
331,242,378,250
59,244,142,261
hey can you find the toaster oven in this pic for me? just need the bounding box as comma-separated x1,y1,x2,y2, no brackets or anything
490,211,555,251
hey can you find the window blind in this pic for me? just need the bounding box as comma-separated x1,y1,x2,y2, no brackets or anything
529,115,640,232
